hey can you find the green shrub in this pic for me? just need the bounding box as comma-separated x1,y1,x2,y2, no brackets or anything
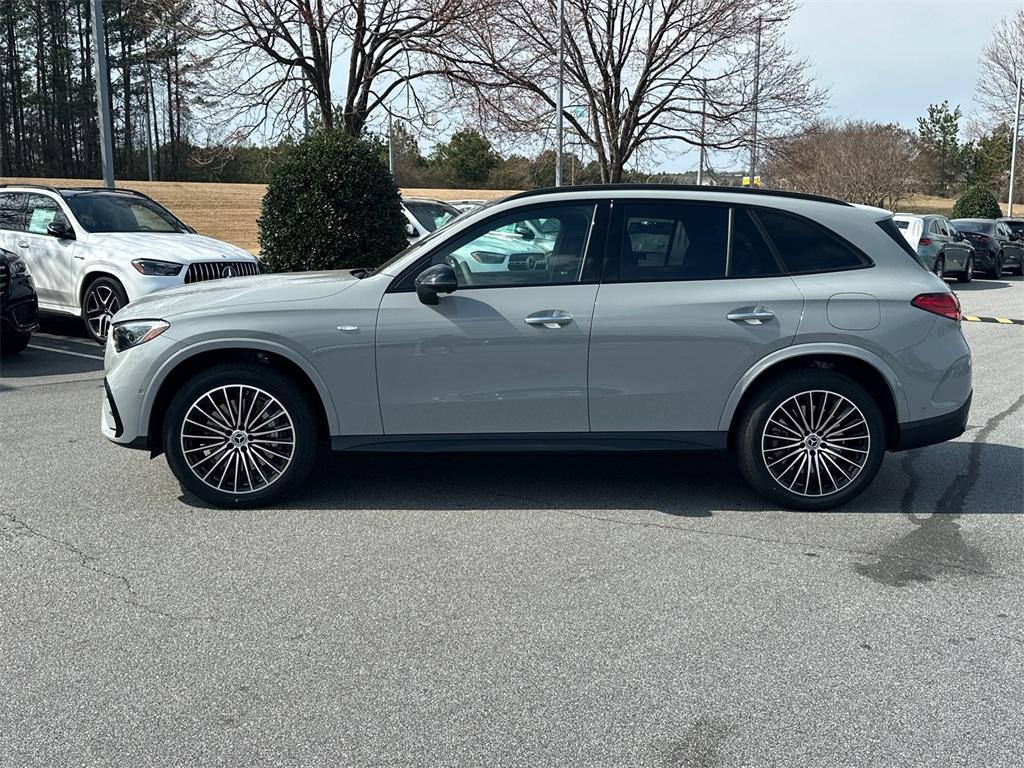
259,130,408,272
950,184,1002,220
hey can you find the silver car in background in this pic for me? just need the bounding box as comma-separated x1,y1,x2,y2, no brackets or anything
102,185,972,511
893,213,975,282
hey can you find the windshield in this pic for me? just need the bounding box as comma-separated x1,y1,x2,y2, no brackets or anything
65,192,187,233
405,201,458,233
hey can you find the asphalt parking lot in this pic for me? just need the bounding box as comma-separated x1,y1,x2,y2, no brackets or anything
2,277,1022,767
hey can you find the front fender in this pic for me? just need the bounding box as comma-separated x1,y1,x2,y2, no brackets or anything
717,342,909,431
140,335,341,436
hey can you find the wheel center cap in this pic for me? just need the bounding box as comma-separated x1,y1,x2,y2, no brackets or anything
805,434,821,450
230,430,249,447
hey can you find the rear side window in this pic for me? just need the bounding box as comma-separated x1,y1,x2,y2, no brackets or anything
730,209,784,277
0,192,27,232
617,203,728,282
756,209,870,274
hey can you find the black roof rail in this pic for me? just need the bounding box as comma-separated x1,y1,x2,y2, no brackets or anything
502,183,852,207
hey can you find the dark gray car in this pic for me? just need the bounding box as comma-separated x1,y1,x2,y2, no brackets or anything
952,218,1024,277
101,186,973,512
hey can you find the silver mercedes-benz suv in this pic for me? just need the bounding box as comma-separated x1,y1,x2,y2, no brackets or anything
101,185,972,511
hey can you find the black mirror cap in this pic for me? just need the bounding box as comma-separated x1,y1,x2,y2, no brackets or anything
414,263,458,305
47,220,74,240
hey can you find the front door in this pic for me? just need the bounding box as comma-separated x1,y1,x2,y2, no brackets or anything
589,201,806,433
376,202,604,435
20,193,78,309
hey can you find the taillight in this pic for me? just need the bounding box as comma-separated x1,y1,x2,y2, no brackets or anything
918,237,933,246
912,292,961,321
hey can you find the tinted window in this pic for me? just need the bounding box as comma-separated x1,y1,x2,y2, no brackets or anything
952,219,994,235
928,219,942,235
405,201,458,233
1004,220,1024,235
0,192,28,232
428,204,594,288
64,192,184,233
730,209,784,277
757,210,869,273
617,203,728,282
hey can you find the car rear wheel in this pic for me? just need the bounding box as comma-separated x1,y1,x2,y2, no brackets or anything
956,257,973,284
163,363,318,508
933,255,945,277
735,370,886,511
0,328,31,356
988,255,1003,279
82,276,128,344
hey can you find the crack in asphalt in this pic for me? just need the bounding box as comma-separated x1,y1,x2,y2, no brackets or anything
1,511,213,623
485,491,998,580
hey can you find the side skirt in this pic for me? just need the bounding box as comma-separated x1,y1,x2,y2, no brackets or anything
331,432,728,453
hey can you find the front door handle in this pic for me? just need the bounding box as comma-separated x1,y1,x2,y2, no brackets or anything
727,307,775,325
525,310,574,329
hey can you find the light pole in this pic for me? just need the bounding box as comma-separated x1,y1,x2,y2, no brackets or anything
748,14,762,183
554,0,564,187
1009,76,1022,217
697,80,707,186
90,0,115,187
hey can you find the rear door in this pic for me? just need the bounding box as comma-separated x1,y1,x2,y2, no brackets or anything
588,201,805,434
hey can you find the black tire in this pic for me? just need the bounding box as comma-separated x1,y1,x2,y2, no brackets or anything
163,362,318,508
81,276,128,344
933,255,945,278
956,257,973,284
735,369,886,511
0,328,31,356
987,255,1003,280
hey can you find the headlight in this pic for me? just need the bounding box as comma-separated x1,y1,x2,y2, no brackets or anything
3,250,28,276
131,259,183,276
112,320,169,352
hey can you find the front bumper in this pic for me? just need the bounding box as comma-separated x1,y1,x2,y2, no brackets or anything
101,330,177,449
895,391,971,451
1,275,40,334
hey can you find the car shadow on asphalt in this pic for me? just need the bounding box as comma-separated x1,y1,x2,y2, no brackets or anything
177,442,1024,517
949,276,1021,292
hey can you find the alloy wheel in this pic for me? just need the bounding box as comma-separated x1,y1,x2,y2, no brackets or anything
84,284,121,340
180,385,296,495
761,390,871,498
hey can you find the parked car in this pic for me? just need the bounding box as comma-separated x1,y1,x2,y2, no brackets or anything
997,216,1024,246
402,198,459,243
950,218,1024,277
0,246,39,356
102,185,972,512
893,213,975,282
0,185,261,343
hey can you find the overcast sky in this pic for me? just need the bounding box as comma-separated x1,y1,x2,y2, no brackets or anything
669,0,1020,173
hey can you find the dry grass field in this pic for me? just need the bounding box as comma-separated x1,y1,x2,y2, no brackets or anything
2,177,1013,254
1,177,517,254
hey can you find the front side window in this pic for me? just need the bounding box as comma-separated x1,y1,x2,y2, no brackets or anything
64,192,185,233
24,194,68,235
0,192,28,232
617,203,728,282
756,209,869,274
428,204,595,288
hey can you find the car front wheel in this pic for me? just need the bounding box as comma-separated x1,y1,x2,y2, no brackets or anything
82,276,128,343
1,328,32,356
163,363,318,508
956,257,973,284
933,255,945,277
735,370,886,511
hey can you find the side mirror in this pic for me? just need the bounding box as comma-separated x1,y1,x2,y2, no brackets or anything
47,220,74,240
405,222,417,238
414,263,458,305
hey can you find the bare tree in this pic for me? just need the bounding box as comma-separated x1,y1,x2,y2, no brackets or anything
976,7,1024,127
196,0,471,141
431,0,824,182
763,120,917,210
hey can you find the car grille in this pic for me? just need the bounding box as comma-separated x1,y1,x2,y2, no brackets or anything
184,261,260,284
0,259,8,296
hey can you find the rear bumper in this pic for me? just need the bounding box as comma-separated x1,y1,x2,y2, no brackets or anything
894,391,971,451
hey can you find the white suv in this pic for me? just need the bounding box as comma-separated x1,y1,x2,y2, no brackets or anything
0,185,260,342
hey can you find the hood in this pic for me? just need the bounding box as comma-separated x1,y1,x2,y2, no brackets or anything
84,232,257,263
115,270,361,322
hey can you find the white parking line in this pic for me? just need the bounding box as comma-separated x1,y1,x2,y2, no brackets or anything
27,344,104,361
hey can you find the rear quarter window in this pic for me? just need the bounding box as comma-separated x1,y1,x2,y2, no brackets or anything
755,209,871,274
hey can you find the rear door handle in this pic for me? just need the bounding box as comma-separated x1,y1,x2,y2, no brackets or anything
525,310,574,328
727,307,775,325
16,241,29,248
